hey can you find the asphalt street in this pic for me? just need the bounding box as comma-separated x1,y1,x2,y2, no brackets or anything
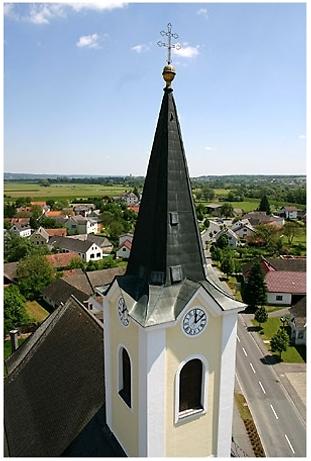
236,317,306,457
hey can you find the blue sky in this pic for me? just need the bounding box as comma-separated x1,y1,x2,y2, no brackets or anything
4,2,306,176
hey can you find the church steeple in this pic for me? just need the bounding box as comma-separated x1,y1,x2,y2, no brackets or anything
126,74,206,286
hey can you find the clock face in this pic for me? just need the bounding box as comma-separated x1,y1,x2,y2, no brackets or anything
118,297,129,327
182,308,207,336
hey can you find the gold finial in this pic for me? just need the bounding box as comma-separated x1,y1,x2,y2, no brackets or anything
157,23,181,87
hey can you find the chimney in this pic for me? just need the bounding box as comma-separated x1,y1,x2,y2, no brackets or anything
9,329,19,353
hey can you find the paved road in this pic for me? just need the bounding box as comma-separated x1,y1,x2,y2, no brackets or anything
236,317,306,457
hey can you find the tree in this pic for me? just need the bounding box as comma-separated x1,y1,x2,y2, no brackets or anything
254,306,268,329
15,197,31,208
253,224,279,247
270,328,289,361
220,256,235,277
68,257,86,270
258,195,271,214
4,285,28,335
220,203,234,217
216,234,229,249
243,262,267,312
283,222,303,245
201,186,215,201
210,245,222,262
195,204,207,221
4,203,17,218
17,255,55,300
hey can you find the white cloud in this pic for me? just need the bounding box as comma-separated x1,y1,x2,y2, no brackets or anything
173,43,200,59
76,33,103,49
197,8,208,18
131,44,149,54
204,146,213,151
298,134,306,140
4,2,127,24
28,4,66,24
70,2,126,12
4,3,20,20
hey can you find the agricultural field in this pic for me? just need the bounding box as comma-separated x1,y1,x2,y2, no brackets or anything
4,182,129,201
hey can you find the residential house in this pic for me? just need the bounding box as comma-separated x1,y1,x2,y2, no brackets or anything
46,252,81,270
231,221,256,240
289,297,306,345
72,203,96,217
121,192,140,206
67,234,113,255
119,233,133,246
215,228,241,248
49,236,103,262
242,211,284,228
116,239,132,259
206,203,223,217
265,271,306,305
280,206,298,220
8,218,30,226
4,262,18,286
42,278,90,309
65,216,98,235
201,220,224,247
45,210,68,220
10,224,32,238
30,227,50,245
45,228,67,237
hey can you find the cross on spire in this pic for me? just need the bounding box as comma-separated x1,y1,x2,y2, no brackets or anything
157,23,181,64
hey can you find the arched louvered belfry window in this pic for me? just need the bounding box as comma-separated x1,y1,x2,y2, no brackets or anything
119,347,131,408
179,358,203,412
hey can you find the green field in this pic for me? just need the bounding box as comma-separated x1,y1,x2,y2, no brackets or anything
4,182,129,200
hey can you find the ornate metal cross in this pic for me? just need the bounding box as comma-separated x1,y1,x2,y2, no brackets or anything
157,23,181,64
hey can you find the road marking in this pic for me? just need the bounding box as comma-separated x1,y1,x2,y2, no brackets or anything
249,362,256,374
258,381,266,394
237,335,240,343
242,347,248,356
284,434,295,454
270,404,279,420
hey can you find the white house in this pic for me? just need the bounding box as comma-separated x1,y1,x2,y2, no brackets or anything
288,297,306,345
201,220,224,247
231,222,255,239
280,207,298,220
49,236,103,262
215,228,241,248
64,216,98,235
265,271,306,305
121,192,140,206
10,224,32,238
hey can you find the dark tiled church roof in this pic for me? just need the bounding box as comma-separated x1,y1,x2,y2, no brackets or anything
126,87,206,286
4,297,123,457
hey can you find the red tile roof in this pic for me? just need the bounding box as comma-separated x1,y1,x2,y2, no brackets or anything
127,205,140,213
265,271,306,294
46,211,64,217
120,239,132,250
31,201,46,207
46,228,67,237
46,252,80,268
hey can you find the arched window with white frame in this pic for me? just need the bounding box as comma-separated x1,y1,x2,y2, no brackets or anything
175,355,208,422
118,346,132,408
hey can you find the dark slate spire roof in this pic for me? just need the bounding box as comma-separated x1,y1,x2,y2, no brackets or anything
126,87,205,286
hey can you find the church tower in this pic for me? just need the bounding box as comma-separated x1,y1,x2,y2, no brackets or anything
103,24,245,457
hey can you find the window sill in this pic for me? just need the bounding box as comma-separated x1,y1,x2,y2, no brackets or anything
176,408,205,424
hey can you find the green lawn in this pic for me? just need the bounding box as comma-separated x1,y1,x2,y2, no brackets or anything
252,317,305,363
4,182,129,200
26,300,50,322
